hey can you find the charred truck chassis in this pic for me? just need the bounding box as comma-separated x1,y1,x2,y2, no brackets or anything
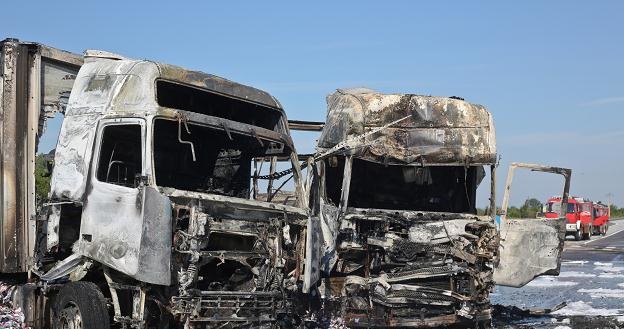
318,208,499,327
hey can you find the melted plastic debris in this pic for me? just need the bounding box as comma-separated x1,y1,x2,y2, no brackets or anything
0,284,29,329
303,312,349,329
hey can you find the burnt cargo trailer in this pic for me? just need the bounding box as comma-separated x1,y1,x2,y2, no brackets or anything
0,38,82,273
0,38,313,328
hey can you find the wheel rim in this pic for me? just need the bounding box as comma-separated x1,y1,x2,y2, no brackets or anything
59,302,83,329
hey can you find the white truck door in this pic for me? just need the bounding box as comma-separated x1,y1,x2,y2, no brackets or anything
79,119,147,279
493,162,571,287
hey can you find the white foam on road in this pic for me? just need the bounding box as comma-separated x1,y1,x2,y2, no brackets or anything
557,271,596,278
595,266,624,273
552,301,622,316
578,288,624,298
526,276,578,287
600,273,624,278
595,262,613,266
563,260,589,265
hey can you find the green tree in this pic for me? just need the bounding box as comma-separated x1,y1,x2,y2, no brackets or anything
610,205,624,218
35,154,52,202
507,206,522,218
524,198,543,209
506,197,543,219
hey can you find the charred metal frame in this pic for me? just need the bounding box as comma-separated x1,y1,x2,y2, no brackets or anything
493,162,571,287
500,162,571,220
0,39,82,273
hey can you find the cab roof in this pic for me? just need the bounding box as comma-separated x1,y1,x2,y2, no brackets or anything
317,88,497,165
74,50,283,112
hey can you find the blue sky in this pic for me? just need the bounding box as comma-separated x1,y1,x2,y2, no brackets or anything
3,1,623,207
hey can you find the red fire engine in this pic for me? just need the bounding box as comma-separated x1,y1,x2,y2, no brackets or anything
544,196,608,241
593,202,610,235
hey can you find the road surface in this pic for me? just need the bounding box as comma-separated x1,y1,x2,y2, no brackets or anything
492,219,624,328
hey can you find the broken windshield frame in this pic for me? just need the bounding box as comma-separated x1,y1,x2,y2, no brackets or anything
151,115,303,204
324,155,496,218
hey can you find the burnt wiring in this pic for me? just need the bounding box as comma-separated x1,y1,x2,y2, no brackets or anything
253,114,412,182
464,166,472,211
268,175,294,202
176,113,196,162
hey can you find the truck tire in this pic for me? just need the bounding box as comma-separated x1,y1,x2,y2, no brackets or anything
602,223,609,235
583,228,592,240
53,281,110,329
574,230,582,241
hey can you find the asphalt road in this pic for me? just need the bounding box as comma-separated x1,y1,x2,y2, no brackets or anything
492,219,624,328
563,219,624,262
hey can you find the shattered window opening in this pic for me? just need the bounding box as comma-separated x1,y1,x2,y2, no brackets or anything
346,158,482,213
251,156,299,205
323,156,346,206
95,124,143,187
156,80,282,131
153,118,296,201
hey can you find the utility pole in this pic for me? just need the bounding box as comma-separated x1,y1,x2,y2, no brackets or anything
606,192,614,216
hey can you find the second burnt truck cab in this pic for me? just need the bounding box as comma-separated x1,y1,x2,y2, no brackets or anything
292,88,572,328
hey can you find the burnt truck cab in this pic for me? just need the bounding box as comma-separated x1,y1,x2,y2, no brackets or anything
303,89,570,327
38,51,310,327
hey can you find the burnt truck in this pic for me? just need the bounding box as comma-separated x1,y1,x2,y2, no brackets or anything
294,88,572,328
1,38,313,328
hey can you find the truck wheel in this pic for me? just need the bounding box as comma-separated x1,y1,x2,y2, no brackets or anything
53,282,110,329
603,223,609,235
574,230,582,241
583,228,591,240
